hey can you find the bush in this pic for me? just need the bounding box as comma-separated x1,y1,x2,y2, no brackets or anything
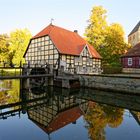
102,66,122,74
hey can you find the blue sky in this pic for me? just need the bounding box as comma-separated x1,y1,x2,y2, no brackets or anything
0,0,140,38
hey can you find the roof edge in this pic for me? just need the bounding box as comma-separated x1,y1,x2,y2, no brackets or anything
23,39,32,57
128,21,140,36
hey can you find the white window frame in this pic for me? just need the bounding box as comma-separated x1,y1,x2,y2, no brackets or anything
128,58,132,66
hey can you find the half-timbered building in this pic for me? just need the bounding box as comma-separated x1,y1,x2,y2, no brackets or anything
24,24,102,74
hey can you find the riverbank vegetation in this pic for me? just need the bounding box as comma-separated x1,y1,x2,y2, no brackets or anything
0,29,32,67
0,68,21,76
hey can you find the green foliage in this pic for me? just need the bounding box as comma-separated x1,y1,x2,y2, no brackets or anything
0,69,21,76
9,29,32,66
102,23,130,65
85,6,107,49
0,80,20,105
0,29,31,67
85,6,131,66
102,66,122,74
0,34,10,64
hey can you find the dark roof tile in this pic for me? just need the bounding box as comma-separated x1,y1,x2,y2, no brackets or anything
122,42,140,57
128,21,140,36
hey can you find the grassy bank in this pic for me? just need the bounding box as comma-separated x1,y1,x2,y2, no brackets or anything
0,69,22,76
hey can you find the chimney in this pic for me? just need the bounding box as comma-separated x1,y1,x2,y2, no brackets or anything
74,30,78,33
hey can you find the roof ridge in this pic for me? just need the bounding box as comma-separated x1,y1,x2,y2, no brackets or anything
33,24,78,39
51,24,79,35
25,24,101,59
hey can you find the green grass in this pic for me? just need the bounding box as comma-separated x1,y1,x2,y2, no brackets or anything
0,69,22,76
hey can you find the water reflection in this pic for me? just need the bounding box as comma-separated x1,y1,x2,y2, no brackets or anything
130,111,140,125
0,80,140,140
27,87,88,134
85,103,124,140
0,80,20,105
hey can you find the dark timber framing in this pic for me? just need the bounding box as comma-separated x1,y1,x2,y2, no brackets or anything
27,90,89,133
25,35,59,69
24,26,102,75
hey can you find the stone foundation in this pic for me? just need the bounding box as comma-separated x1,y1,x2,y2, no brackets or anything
122,68,140,73
79,74,140,95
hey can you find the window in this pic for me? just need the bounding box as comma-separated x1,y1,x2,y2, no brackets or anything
45,36,49,40
37,47,41,51
128,58,132,66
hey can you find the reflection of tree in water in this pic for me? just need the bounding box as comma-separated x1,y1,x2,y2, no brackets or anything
102,105,124,128
84,102,124,140
136,112,140,121
0,80,20,105
0,91,10,105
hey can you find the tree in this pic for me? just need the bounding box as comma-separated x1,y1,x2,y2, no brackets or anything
0,34,10,65
100,23,130,65
85,6,107,49
9,29,32,66
85,6,130,66
0,29,31,67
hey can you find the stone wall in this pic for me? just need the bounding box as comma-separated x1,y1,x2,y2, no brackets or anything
79,74,140,94
122,68,140,73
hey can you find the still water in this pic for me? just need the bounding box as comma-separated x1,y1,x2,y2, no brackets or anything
0,79,140,140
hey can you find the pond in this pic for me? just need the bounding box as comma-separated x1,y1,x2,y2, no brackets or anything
0,79,140,140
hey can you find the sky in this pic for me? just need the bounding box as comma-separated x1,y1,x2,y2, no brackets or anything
0,0,140,39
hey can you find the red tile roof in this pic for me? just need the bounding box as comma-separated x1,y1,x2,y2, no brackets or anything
31,106,83,134
45,106,82,133
32,24,101,58
122,42,140,57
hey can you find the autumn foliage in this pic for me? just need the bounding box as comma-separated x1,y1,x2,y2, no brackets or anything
85,6,131,66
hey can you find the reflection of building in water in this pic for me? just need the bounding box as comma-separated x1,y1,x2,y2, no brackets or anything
27,88,89,134
130,111,140,125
